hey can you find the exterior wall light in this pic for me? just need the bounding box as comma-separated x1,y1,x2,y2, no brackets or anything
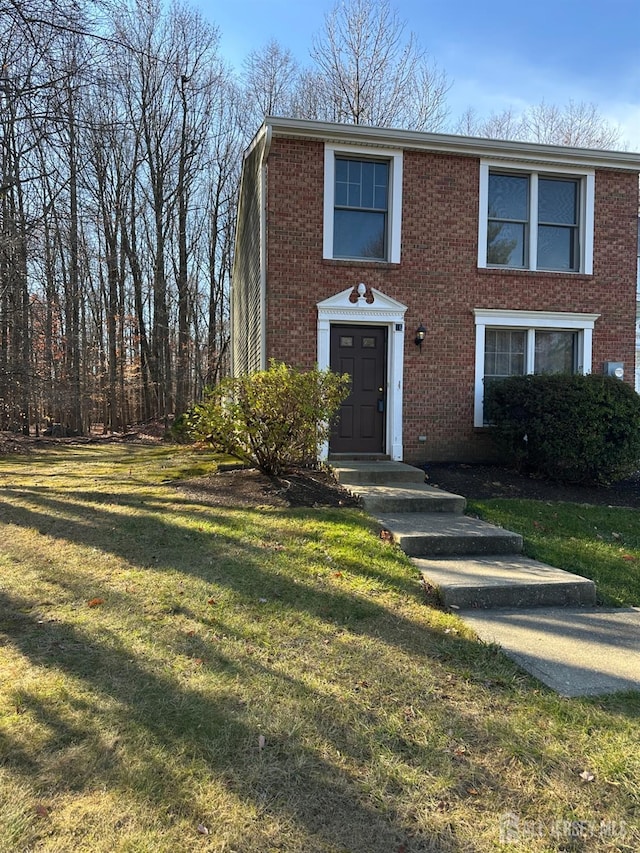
414,323,426,350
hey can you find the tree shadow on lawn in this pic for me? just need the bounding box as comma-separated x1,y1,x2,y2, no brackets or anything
0,483,420,608
0,585,526,853
2,485,639,849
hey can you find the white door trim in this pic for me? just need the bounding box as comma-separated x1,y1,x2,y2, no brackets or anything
317,284,407,461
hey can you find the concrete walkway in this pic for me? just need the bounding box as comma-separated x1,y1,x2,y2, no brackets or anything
332,460,640,697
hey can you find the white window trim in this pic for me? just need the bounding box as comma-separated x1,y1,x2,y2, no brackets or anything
323,143,403,264
473,309,600,427
478,160,594,274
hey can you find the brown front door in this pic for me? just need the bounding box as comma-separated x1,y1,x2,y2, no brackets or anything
330,325,387,454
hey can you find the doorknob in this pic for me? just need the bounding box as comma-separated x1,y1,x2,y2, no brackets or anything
378,386,384,393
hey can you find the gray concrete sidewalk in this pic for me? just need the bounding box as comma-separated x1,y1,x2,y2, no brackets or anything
463,607,640,697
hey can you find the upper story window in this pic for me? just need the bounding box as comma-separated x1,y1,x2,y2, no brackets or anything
334,158,388,260
324,144,403,264
478,161,594,274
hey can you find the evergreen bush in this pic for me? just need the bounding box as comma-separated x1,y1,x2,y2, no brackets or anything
484,373,640,484
178,361,350,476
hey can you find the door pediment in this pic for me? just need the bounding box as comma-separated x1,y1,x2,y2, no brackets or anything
317,286,407,321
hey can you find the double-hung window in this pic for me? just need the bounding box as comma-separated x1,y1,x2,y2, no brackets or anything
474,309,600,426
334,158,388,260
323,144,403,263
478,161,594,274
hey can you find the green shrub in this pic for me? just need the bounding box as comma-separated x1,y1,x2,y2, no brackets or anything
485,373,640,484
178,361,350,476
169,411,193,444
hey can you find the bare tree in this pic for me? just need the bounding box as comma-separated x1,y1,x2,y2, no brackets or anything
522,100,622,149
0,0,246,433
456,100,622,149
456,106,521,141
241,39,298,128
310,0,449,129
203,83,241,388
288,68,330,122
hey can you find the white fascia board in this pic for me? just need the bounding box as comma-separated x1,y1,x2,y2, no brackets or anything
262,116,640,172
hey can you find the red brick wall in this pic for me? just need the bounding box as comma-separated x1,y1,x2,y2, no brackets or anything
263,137,639,463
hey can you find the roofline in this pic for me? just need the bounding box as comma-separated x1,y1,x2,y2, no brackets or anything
254,116,640,172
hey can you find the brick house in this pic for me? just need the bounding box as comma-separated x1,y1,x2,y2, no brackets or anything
636,216,640,392
231,117,640,464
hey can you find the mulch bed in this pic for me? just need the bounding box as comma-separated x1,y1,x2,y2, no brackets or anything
176,467,362,509
424,462,640,509
178,462,640,510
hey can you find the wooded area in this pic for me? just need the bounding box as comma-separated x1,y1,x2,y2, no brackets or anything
0,0,621,435
1,0,242,434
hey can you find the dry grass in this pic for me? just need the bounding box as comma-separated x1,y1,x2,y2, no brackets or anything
0,444,638,852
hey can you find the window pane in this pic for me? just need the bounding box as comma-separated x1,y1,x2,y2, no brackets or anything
360,161,374,207
538,178,577,225
334,210,386,259
374,185,387,210
335,158,351,206
335,159,349,182
374,162,388,209
487,222,526,266
488,174,529,220
534,331,577,374
335,158,388,211
537,225,578,271
348,174,361,207
484,329,526,378
483,329,526,424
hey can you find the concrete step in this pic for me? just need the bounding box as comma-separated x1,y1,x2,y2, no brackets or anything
332,460,425,485
416,554,597,610
357,484,466,514
376,513,520,556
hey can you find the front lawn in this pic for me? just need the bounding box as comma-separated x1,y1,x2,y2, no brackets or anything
0,445,638,851
467,499,640,607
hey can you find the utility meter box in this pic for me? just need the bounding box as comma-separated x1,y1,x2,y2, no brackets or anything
603,361,624,379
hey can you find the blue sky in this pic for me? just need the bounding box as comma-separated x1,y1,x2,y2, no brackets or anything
197,0,640,150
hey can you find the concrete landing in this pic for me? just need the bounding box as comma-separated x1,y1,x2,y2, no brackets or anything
331,461,425,485
463,607,640,696
415,555,596,609
377,513,522,557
